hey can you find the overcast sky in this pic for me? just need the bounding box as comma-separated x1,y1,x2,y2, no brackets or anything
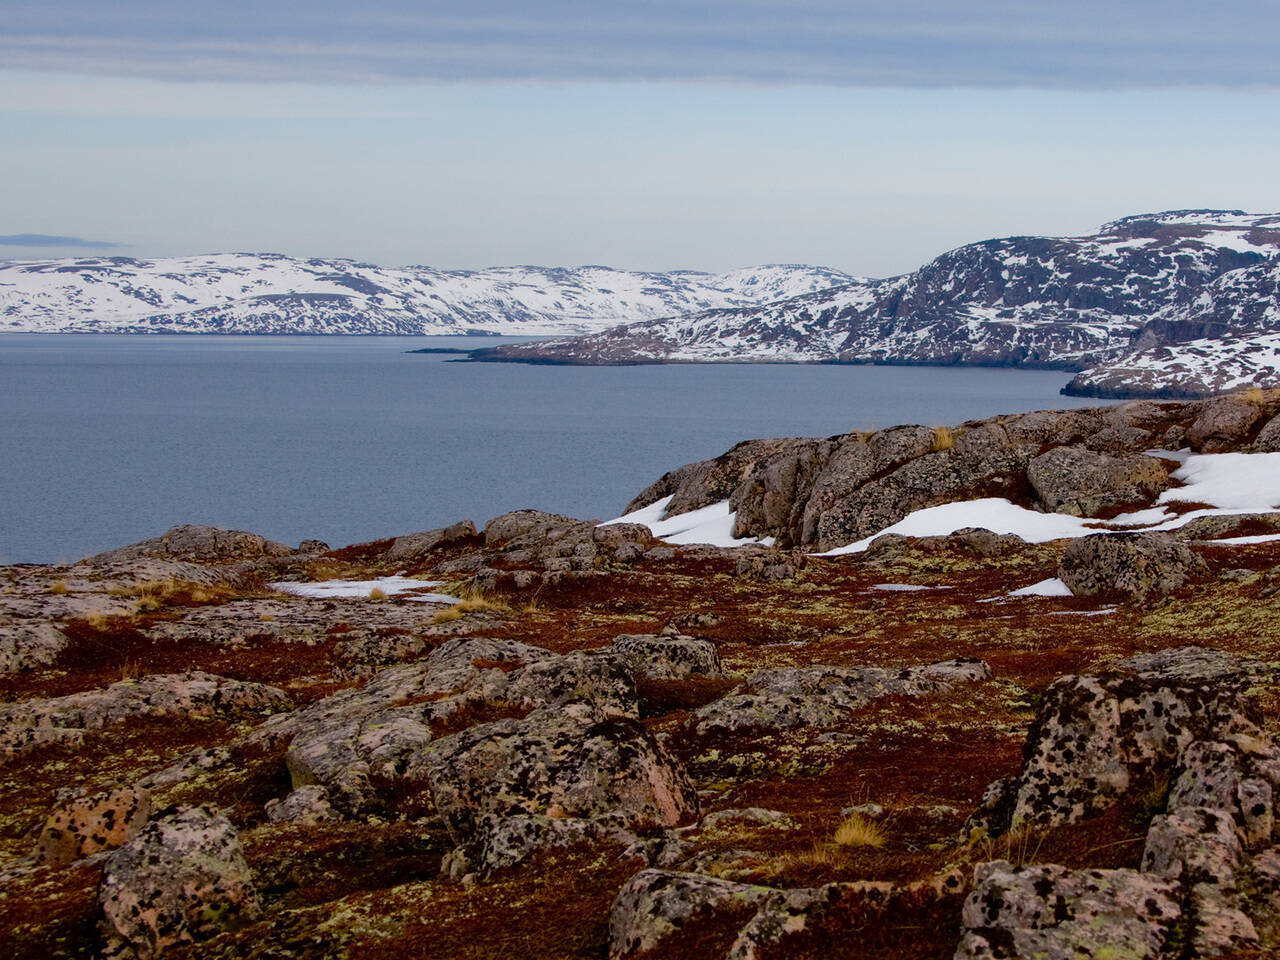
3,2,1279,274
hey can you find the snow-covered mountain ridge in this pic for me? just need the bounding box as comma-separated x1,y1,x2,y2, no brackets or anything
477,211,1280,395
0,255,856,335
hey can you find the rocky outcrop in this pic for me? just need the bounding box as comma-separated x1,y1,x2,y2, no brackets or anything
1026,446,1170,516
1255,412,1280,451
1057,532,1204,600
0,621,69,674
98,805,259,959
968,647,1267,835
87,525,294,565
0,672,292,757
955,862,1183,960
1188,396,1266,452
691,658,991,736
611,632,723,681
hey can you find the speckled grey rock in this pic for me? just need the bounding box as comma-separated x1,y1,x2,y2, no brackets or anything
611,633,722,681
691,658,991,736
263,784,336,825
0,621,68,674
1188,397,1263,452
954,861,1182,960
1142,806,1258,954
1058,531,1205,599
607,869,779,960
99,805,259,959
1255,413,1280,452
969,647,1266,834
37,785,152,865
88,525,292,565
261,637,638,817
419,700,699,841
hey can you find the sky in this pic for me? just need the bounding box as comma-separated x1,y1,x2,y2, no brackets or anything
2,1,1280,276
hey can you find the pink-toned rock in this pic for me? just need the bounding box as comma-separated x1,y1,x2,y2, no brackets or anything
1188,397,1263,452
37,785,151,866
99,805,260,959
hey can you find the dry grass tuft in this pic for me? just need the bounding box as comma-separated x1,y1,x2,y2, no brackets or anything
931,426,956,452
429,582,511,623
833,811,888,849
1238,385,1266,406
368,587,388,602
976,823,1046,867
50,580,68,596
119,660,142,682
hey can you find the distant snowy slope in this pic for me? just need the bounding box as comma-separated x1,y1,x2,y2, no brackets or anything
0,255,855,335
481,211,1280,371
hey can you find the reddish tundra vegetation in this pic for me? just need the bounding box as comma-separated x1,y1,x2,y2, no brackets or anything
3,392,1280,959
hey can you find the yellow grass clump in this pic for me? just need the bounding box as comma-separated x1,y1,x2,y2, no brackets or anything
931,426,956,452
368,587,388,602
833,812,888,849
50,580,69,595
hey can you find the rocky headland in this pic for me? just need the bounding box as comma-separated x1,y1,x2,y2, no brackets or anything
4,392,1280,958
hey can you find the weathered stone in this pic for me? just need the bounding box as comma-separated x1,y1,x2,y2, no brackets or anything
611,633,722,681
99,805,259,959
607,869,777,960
1084,424,1154,453
977,647,1265,833
0,672,292,758
1255,413,1280,452
0,620,68,674
955,861,1182,960
261,637,638,817
88,525,292,565
419,701,699,841
1188,397,1264,452
263,784,336,825
1244,846,1280,948
37,785,152,865
1176,512,1280,541
1142,807,1259,954
1026,445,1169,516
692,659,990,736
454,811,640,880
383,520,477,560
1057,531,1203,599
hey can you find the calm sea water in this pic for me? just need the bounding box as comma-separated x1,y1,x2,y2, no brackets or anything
0,335,1114,564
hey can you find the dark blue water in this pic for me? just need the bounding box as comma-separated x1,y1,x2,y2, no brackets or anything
0,335,1112,563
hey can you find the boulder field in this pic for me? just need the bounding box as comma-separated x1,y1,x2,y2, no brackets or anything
2,394,1280,959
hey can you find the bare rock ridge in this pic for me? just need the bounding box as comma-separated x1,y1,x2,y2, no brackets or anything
473,210,1280,399
623,392,1280,552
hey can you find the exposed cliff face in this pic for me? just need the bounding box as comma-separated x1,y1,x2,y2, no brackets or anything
474,211,1280,377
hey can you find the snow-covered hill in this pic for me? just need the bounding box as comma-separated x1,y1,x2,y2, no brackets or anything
478,211,1280,382
0,255,855,335
1065,259,1280,397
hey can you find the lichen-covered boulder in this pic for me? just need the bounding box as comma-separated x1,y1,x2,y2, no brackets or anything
261,637,639,817
970,647,1266,834
37,785,152,865
453,811,646,880
1026,445,1170,516
692,658,991,736
1057,531,1204,599
1142,807,1258,954
99,805,259,959
611,633,722,681
954,861,1182,960
418,701,699,841
608,869,778,960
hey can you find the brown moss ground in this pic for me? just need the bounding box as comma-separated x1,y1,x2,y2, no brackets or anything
2,535,1279,958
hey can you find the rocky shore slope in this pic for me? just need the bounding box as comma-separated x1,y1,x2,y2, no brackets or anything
4,393,1280,958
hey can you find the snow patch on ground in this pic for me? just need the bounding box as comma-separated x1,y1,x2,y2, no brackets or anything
1008,578,1074,598
602,496,776,548
270,576,459,602
870,583,950,592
